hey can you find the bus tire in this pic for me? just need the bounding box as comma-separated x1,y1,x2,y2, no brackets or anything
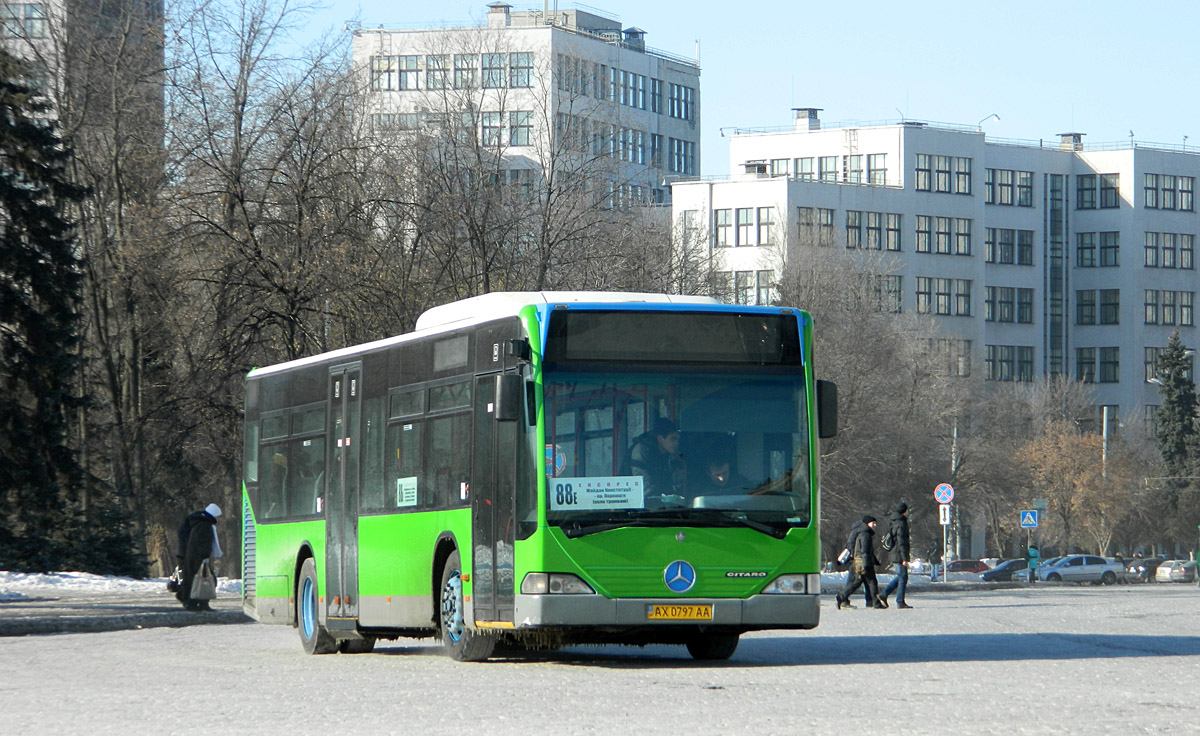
686,632,740,661
338,638,376,654
439,550,496,662
298,558,337,655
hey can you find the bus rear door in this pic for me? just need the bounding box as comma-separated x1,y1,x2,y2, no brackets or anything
471,369,519,625
325,363,362,630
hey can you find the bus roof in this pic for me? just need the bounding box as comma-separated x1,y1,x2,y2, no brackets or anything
414,291,721,331
247,291,723,379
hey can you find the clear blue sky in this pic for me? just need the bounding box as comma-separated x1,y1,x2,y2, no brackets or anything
310,0,1200,176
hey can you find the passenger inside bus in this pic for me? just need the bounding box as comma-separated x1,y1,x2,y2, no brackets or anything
622,417,686,502
691,456,755,499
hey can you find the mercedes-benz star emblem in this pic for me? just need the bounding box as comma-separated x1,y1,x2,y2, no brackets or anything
664,560,696,593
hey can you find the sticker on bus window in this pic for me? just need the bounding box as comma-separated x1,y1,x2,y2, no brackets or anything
545,444,566,477
395,476,419,507
549,476,645,511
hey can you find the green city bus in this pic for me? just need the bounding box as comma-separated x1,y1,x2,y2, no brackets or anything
241,291,837,660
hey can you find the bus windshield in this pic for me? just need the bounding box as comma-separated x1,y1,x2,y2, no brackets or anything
543,367,811,538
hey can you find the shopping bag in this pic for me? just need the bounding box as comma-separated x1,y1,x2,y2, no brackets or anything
190,559,217,600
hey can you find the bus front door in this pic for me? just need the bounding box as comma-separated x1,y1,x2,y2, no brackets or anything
325,364,362,630
471,372,518,625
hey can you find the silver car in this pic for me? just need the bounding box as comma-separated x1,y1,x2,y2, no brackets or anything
1039,555,1124,584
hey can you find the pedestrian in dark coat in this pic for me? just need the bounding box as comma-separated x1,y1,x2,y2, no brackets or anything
880,502,913,609
835,515,886,609
175,503,222,611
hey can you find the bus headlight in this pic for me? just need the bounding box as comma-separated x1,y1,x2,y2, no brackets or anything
761,574,819,595
520,573,596,595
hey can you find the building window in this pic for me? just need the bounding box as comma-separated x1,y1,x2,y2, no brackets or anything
866,212,882,250
1163,232,1177,268
481,112,502,146
1018,230,1034,265
1099,231,1120,267
482,54,506,88
1163,291,1178,325
935,277,952,315
1144,232,1159,267
1145,290,1159,324
985,169,995,204
1182,176,1195,211
987,345,1034,382
988,287,1013,322
915,154,931,191
1077,174,1097,209
509,52,533,87
714,209,731,247
735,271,754,305
1077,232,1097,267
868,154,887,185
845,155,863,183
819,208,835,230
1017,171,1033,206
1099,289,1120,325
508,111,532,146
916,277,932,314
1018,288,1034,323
395,55,420,89
796,157,814,181
935,217,952,254
668,139,695,175
875,275,903,313
736,208,753,246
845,210,862,248
886,214,902,251
998,229,1015,264
1183,234,1195,269
1184,292,1196,326
370,56,398,91
2,2,47,38
1145,173,1159,208
955,218,972,255
819,156,838,182
915,215,931,253
1077,290,1096,325
756,270,775,305
954,157,972,194
1099,347,1120,383
1162,175,1177,209
426,55,449,89
454,54,478,88
668,83,695,121
1099,174,1120,208
955,280,972,317
934,155,952,193
1076,347,1096,383
770,158,789,177
757,207,774,245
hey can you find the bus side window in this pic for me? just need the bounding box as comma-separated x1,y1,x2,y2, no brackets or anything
259,444,288,519
287,438,325,517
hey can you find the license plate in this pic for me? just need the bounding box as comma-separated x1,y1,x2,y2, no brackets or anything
646,604,713,621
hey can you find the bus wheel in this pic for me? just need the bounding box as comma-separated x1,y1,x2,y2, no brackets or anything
439,550,496,662
686,633,740,661
338,638,376,654
297,558,337,655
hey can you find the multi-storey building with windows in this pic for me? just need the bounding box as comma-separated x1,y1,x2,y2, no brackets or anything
352,2,701,205
672,108,1200,432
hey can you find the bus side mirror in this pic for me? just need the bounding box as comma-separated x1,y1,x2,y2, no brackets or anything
817,379,838,438
494,373,523,422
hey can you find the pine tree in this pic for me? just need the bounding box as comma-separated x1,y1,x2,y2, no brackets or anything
0,50,91,571
1152,329,1198,515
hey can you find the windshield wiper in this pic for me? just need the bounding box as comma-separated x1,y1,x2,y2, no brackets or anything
559,510,790,539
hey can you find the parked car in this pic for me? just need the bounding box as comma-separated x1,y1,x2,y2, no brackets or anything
1155,560,1179,583
1167,560,1198,583
980,559,1026,582
1013,556,1065,582
931,559,990,581
1039,555,1125,584
1126,557,1167,583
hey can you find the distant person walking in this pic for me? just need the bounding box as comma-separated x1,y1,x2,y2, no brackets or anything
835,515,887,610
880,502,913,609
1026,543,1041,584
175,503,223,611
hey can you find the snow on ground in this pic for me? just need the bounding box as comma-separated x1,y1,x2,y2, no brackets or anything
0,571,242,601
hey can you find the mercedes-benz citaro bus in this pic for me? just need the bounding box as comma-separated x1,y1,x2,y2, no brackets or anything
241,291,837,661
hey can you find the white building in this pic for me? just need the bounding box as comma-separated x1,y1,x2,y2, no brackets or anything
351,2,701,205
672,109,1200,433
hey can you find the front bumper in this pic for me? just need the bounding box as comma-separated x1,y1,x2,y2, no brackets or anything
513,593,820,630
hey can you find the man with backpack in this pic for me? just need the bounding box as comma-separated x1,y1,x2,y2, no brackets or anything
879,502,913,609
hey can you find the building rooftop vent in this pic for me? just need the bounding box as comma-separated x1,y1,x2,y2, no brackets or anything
623,26,646,51
793,107,822,131
487,2,512,28
1057,132,1085,151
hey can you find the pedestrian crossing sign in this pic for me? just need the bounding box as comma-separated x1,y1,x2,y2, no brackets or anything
1020,510,1039,528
